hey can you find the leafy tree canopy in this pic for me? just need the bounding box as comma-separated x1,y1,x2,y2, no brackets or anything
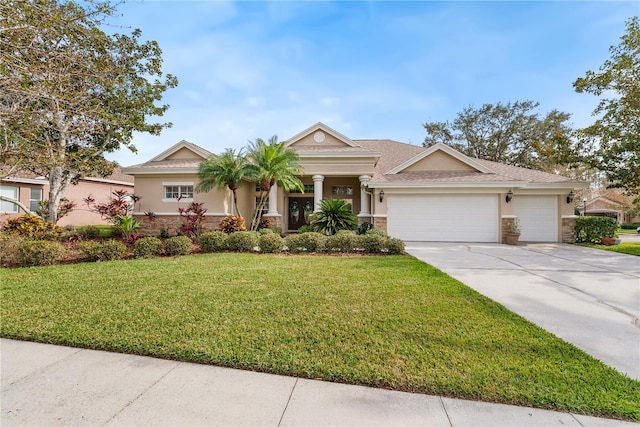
574,16,640,197
423,100,584,173
0,0,177,222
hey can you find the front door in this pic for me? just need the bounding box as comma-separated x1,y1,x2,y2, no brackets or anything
288,197,314,231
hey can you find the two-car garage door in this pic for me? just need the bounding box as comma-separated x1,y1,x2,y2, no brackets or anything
387,194,499,242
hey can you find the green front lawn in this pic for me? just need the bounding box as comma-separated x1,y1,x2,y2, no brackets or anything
582,242,640,256
1,254,638,420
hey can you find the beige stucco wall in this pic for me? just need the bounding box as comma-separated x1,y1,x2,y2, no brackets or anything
403,151,476,172
166,147,203,160
290,132,347,147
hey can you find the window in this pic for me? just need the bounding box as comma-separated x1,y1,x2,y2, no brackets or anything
164,185,193,200
0,185,18,212
30,188,43,212
332,186,353,196
289,184,315,194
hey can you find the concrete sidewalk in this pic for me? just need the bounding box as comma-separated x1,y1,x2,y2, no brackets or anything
1,339,635,426
405,242,640,381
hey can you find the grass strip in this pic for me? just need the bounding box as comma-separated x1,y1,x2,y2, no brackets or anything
581,242,640,256
1,254,638,420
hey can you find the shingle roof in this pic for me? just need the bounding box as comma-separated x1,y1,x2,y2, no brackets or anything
124,159,202,170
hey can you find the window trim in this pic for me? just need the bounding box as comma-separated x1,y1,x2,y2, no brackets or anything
0,185,19,213
162,182,194,202
29,187,43,212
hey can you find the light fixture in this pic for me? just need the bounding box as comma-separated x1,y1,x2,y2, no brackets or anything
566,191,575,204
505,189,513,203
379,190,385,202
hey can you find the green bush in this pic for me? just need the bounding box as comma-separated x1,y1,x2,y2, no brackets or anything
621,222,640,230
259,232,284,253
309,199,358,235
77,225,101,239
361,233,387,253
79,240,127,262
285,232,326,253
259,228,274,235
164,236,193,256
226,231,259,252
133,237,163,258
366,228,387,237
384,237,405,254
297,225,314,234
575,217,619,243
0,234,24,267
3,214,66,240
199,231,228,253
325,230,358,252
17,240,66,267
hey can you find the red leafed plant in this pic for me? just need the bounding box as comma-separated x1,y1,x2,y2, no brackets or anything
178,202,207,240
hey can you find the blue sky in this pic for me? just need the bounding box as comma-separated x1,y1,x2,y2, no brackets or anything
104,1,639,167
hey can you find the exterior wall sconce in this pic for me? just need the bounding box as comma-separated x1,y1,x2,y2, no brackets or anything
566,191,575,204
505,189,513,203
379,190,385,202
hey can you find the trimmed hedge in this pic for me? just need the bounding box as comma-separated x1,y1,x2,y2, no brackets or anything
575,216,618,243
259,232,284,253
285,232,326,253
133,237,163,258
17,240,66,267
325,231,359,253
621,222,640,230
199,231,228,253
226,231,259,252
0,234,24,267
80,240,127,262
164,236,193,256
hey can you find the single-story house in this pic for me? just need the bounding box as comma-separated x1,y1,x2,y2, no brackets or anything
122,122,588,243
578,189,640,223
0,168,135,227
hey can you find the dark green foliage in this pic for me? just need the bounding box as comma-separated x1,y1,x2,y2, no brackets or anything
297,225,314,234
284,232,326,253
133,237,163,258
219,216,246,234
621,222,640,230
17,240,66,267
3,215,66,240
164,236,193,256
77,225,100,239
325,230,358,252
199,231,228,253
309,199,358,235
259,232,284,253
79,240,127,262
575,217,619,243
226,231,259,252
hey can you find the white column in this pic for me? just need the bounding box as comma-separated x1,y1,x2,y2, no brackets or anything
358,175,371,215
313,174,324,212
267,183,278,215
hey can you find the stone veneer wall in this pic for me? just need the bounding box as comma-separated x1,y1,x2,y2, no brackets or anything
138,215,226,237
373,217,387,233
501,217,517,244
562,217,577,243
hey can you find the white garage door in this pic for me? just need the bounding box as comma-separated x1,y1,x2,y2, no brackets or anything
387,194,499,242
513,196,558,242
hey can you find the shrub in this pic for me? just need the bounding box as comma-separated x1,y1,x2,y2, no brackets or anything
259,232,284,253
575,217,619,243
77,225,100,239
0,234,24,267
309,199,358,235
285,232,326,253
226,231,258,252
164,236,193,256
297,225,314,234
17,240,66,267
366,228,387,237
133,237,163,258
199,231,228,253
258,216,272,229
178,202,207,239
325,230,358,252
80,240,127,262
259,227,274,235
219,216,247,234
621,222,640,230
361,233,387,253
384,237,405,254
3,214,66,240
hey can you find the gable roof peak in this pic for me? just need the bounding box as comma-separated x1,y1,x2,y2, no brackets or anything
286,122,361,148
385,143,495,175
150,140,213,162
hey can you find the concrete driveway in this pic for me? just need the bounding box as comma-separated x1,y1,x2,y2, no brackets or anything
404,242,640,380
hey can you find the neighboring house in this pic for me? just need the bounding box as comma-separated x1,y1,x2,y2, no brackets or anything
0,168,135,227
122,122,588,243
578,189,640,223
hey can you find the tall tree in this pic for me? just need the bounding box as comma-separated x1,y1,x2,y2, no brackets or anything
0,0,177,223
574,16,640,197
246,136,303,231
423,100,582,172
196,149,252,218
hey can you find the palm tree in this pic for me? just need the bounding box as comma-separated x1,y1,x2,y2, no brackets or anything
196,149,251,218
309,199,358,235
247,135,304,231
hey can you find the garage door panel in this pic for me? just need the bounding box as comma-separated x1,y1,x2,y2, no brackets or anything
387,194,498,242
513,196,558,242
